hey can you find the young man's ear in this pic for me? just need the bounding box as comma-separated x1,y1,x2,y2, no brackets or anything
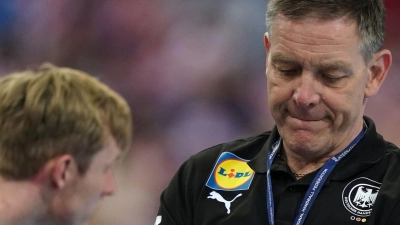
365,49,392,98
48,155,77,189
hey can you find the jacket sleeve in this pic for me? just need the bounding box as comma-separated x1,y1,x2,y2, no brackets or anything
154,159,195,225
385,201,400,225
154,146,222,225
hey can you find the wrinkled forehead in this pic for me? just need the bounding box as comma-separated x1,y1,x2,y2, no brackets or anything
268,14,362,49
271,12,356,32
271,14,358,37
266,15,366,67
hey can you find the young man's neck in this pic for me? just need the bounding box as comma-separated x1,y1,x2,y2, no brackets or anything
0,177,47,225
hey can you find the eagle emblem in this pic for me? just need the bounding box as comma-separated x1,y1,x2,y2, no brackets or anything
353,186,378,208
342,177,381,217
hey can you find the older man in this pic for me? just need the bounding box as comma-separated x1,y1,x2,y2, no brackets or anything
156,0,398,224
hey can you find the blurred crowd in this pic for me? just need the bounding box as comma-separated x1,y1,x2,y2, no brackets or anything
0,0,399,224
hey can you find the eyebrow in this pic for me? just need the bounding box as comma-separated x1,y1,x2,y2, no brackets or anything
270,53,353,74
270,53,299,65
319,61,353,74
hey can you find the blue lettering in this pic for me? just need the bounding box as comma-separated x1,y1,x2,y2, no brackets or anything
235,172,244,178
235,172,251,178
218,167,227,176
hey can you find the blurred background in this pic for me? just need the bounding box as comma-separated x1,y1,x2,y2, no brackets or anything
0,0,398,224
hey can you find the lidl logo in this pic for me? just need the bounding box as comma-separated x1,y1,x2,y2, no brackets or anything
206,152,255,191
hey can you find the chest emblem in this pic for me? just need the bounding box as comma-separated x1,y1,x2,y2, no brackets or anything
208,191,242,214
342,177,381,217
206,152,255,191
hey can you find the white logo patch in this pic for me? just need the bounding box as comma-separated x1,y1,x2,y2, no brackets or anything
207,191,242,214
154,215,162,225
342,177,381,217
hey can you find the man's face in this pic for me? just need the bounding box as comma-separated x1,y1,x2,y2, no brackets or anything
265,15,371,158
65,138,121,224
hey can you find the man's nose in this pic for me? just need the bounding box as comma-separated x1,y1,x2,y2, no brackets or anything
293,73,321,108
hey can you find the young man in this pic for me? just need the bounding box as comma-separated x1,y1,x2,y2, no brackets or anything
156,0,399,224
0,63,132,225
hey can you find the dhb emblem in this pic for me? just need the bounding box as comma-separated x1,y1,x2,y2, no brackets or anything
342,177,381,217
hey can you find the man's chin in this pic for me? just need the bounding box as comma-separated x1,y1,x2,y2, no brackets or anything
283,133,327,155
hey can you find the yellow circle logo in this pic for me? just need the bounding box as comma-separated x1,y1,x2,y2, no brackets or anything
214,159,254,190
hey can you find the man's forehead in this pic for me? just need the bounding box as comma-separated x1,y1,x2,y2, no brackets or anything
268,15,361,56
95,137,123,162
271,14,358,36
274,9,355,23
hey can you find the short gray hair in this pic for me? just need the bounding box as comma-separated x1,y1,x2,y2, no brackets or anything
266,0,386,63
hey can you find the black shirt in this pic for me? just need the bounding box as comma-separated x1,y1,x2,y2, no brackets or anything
156,116,400,225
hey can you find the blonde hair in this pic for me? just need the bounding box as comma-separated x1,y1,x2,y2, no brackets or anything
0,63,132,180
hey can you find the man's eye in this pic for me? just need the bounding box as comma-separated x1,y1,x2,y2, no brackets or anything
322,74,342,83
278,69,298,76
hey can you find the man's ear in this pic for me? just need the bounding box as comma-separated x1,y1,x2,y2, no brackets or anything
49,155,77,189
365,49,392,98
264,32,271,75
264,32,271,53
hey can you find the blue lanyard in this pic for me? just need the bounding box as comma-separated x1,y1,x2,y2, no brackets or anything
266,124,367,225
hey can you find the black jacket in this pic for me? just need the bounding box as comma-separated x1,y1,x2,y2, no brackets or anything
156,116,400,225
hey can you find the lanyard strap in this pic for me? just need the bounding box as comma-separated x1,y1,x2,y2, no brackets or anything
266,124,367,225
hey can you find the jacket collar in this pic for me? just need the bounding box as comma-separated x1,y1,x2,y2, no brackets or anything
247,125,280,173
247,116,387,181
